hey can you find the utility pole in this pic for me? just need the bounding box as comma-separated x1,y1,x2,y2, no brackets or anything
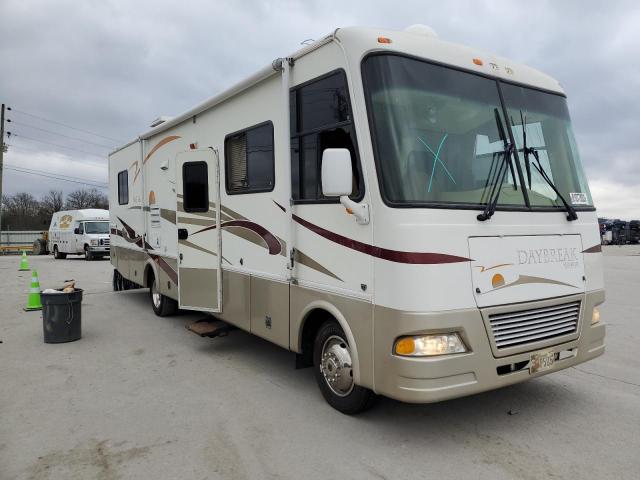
0,103,4,248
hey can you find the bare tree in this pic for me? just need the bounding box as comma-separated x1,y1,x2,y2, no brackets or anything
4,192,40,217
65,188,108,209
40,190,64,217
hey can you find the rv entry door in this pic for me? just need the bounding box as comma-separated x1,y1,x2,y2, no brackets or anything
176,148,222,312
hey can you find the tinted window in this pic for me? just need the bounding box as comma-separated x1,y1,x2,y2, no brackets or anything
290,70,363,202
117,170,128,205
225,122,275,194
183,162,209,212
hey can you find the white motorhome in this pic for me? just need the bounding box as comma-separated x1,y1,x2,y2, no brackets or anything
49,209,110,260
108,26,605,413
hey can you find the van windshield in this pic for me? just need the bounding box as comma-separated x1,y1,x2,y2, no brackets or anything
362,54,593,209
84,221,109,234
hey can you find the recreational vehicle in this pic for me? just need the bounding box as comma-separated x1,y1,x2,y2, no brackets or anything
49,209,110,260
109,25,605,413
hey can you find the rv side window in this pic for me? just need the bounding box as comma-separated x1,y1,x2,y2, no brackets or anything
183,161,209,212
117,170,129,205
224,121,275,194
290,69,363,203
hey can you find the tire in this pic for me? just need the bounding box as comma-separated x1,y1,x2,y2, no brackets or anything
53,245,67,259
84,246,93,261
150,274,178,317
313,320,375,414
32,239,44,255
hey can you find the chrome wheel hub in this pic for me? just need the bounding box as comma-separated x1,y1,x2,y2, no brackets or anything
320,335,354,397
151,281,161,309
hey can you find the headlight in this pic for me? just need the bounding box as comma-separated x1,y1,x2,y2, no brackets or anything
394,333,468,357
592,306,601,325
90,239,98,246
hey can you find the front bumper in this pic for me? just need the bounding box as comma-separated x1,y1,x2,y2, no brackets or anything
88,246,110,253
372,290,605,403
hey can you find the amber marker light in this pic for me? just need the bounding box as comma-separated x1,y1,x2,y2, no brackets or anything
378,36,392,44
592,306,601,325
394,333,467,357
473,58,483,66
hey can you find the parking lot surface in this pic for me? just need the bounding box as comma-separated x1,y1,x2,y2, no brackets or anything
1,248,639,480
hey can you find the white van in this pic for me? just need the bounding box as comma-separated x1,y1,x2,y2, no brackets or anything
49,209,111,260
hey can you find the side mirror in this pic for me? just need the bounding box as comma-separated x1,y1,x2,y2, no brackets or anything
74,228,80,234
320,148,370,225
321,148,353,197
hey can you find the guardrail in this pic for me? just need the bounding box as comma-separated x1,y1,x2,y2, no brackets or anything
0,231,44,254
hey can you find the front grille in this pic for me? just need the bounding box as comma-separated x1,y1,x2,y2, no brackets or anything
101,238,110,246
488,301,580,349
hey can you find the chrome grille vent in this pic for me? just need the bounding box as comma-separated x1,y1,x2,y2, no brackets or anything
488,301,580,349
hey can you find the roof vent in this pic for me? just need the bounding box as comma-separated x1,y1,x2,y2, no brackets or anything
149,116,172,128
404,24,438,38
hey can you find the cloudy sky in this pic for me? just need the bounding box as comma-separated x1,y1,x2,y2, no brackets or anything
1,0,638,218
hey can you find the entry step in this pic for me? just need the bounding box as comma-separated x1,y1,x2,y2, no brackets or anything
186,319,234,338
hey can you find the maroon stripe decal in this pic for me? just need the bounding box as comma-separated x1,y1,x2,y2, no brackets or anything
582,244,602,253
149,253,178,284
192,220,282,255
292,214,471,264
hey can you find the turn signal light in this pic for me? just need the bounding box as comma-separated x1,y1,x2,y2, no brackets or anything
394,333,467,357
378,36,392,44
473,58,483,66
592,306,601,325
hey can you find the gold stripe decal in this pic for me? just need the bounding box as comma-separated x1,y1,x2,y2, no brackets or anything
143,135,180,165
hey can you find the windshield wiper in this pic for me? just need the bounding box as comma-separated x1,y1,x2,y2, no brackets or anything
519,111,578,221
477,109,516,221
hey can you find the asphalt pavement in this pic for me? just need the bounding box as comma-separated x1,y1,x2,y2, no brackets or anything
1,247,639,480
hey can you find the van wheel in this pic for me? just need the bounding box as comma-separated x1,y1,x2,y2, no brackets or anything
150,275,178,317
313,320,375,415
53,245,67,259
84,246,93,261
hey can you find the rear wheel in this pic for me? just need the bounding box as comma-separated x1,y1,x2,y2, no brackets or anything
150,274,178,317
313,320,375,415
53,245,66,259
32,239,44,255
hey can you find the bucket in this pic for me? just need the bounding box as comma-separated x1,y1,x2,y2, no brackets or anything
41,288,83,343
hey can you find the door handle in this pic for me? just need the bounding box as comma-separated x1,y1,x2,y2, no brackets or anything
178,228,189,240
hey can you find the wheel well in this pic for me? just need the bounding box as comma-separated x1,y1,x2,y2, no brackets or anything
143,264,155,288
298,308,335,368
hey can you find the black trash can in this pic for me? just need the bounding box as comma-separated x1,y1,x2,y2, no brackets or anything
41,288,83,343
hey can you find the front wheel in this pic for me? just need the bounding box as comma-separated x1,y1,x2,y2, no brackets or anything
150,275,178,317
84,246,93,261
313,320,375,415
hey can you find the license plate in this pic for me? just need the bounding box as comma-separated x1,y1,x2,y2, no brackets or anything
529,349,556,374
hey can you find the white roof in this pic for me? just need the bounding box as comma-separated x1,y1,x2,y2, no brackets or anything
336,26,564,94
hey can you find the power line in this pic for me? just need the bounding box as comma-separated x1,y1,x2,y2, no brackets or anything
6,119,115,149
4,165,108,189
5,164,107,186
8,107,124,143
6,132,107,159
5,142,107,168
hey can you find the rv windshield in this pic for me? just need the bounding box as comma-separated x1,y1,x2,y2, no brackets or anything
84,221,109,234
362,54,593,209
